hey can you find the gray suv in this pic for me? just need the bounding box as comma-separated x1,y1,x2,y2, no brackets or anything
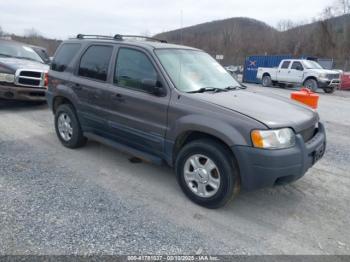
46,34,326,208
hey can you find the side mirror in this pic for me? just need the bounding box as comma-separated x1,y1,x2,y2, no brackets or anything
141,79,165,96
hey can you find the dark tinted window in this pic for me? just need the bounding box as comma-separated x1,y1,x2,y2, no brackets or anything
291,61,303,70
78,45,113,81
281,61,291,69
51,43,81,72
32,47,50,63
115,48,157,91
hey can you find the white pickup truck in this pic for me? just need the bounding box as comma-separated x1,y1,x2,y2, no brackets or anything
256,59,341,93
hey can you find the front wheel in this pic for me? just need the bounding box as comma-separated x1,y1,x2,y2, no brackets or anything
175,139,239,209
324,86,335,94
304,79,318,91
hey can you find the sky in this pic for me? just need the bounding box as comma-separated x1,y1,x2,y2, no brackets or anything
0,0,334,39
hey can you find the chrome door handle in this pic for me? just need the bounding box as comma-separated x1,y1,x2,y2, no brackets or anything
74,83,82,90
112,93,125,102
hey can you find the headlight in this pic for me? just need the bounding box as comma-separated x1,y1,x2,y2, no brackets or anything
0,73,15,83
319,73,327,79
251,128,295,149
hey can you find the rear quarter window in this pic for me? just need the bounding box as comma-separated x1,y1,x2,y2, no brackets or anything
51,43,81,72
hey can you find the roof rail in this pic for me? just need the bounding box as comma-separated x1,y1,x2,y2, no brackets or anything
116,35,167,43
76,34,167,43
76,34,115,40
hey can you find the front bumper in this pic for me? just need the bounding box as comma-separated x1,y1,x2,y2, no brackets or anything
232,123,326,191
0,83,46,101
318,78,340,88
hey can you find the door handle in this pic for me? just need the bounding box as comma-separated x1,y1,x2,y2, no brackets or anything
74,83,82,91
112,93,125,102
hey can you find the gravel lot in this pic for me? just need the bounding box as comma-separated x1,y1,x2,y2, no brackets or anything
0,85,349,255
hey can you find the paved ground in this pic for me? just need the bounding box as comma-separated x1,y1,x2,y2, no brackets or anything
0,85,349,255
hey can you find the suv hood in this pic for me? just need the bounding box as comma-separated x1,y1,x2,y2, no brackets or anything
0,57,49,74
193,90,318,132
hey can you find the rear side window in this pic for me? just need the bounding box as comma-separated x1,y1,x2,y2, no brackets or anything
51,43,81,72
78,45,113,81
281,61,291,69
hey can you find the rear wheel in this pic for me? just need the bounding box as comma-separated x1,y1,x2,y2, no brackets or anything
55,104,87,148
175,139,239,209
262,75,272,87
304,79,318,92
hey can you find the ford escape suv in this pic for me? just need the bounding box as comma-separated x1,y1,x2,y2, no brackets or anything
46,34,326,208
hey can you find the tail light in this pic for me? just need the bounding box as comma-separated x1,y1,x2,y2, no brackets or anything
44,72,49,88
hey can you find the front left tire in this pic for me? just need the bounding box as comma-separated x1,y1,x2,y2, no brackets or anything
324,86,335,93
175,139,240,209
304,78,318,92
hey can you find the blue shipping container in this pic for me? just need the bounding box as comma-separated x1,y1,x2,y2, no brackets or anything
243,55,292,84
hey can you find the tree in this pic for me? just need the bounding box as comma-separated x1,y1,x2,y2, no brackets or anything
337,0,350,14
321,6,336,20
24,28,42,38
276,20,295,31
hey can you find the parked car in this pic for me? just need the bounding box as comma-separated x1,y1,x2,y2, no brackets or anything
46,35,326,208
0,39,49,101
257,59,341,93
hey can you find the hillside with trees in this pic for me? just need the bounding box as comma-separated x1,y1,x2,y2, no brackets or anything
1,0,349,69
155,14,350,70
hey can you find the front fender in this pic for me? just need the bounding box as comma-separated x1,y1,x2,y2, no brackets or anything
167,114,248,146
164,114,250,166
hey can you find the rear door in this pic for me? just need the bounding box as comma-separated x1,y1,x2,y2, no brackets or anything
70,44,114,133
277,60,291,82
101,46,170,156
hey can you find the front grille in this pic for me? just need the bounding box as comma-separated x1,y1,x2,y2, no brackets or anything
18,78,41,86
20,71,42,78
299,125,317,142
327,74,340,79
29,92,45,97
16,69,44,88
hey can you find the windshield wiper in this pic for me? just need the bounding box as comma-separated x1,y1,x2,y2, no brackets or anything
188,84,247,94
224,85,247,91
0,53,14,58
187,87,224,93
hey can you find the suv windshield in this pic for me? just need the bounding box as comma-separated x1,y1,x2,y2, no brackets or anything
0,41,44,63
303,60,323,69
155,49,240,93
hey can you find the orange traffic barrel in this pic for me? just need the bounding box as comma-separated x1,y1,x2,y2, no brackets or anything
291,88,319,109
